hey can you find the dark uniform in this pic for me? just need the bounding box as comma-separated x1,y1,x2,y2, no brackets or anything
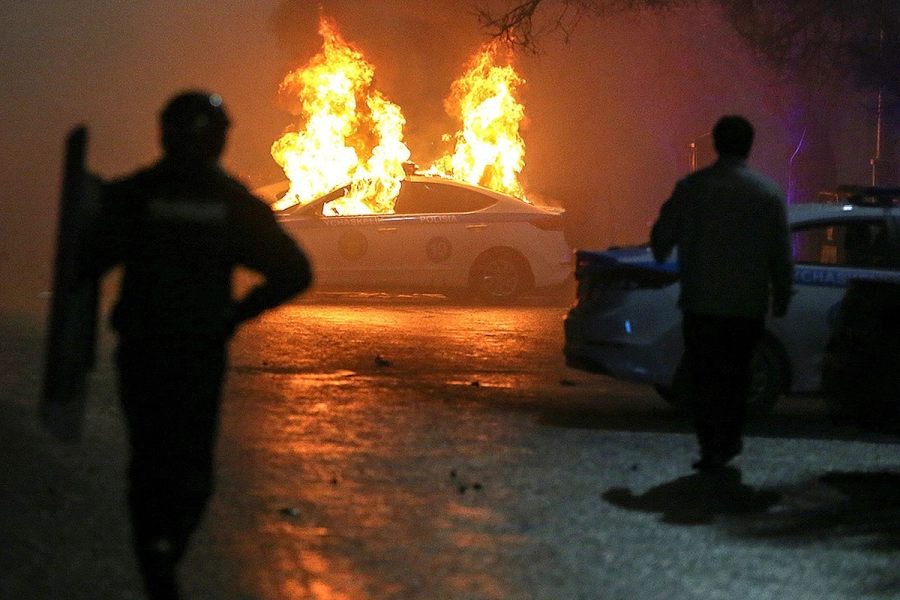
85,92,312,599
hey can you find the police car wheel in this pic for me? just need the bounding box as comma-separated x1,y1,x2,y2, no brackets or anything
746,335,789,416
469,249,533,303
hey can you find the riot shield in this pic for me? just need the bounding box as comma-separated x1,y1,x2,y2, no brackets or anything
40,126,103,442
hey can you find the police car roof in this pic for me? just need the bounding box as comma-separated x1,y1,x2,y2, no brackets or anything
788,202,900,226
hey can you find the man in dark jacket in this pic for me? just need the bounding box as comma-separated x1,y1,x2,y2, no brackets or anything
85,91,313,599
651,115,793,472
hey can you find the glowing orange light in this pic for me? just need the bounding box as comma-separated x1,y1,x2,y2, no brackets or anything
426,41,528,201
270,17,410,214
270,20,529,215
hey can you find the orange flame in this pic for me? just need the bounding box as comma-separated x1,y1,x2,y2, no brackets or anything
270,17,410,213
270,20,530,214
427,41,527,201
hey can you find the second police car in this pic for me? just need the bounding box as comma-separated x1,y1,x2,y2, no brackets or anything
563,186,900,415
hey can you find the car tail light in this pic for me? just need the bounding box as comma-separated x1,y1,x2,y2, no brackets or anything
575,258,593,279
575,266,679,308
575,277,629,309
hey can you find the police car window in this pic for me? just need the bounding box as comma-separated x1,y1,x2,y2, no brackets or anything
394,181,496,214
792,220,890,268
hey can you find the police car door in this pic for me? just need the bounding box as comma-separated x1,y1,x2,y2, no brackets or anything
391,180,495,289
277,194,394,289
771,216,900,392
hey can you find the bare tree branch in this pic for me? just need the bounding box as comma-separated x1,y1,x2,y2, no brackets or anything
478,0,900,99
477,0,684,53
475,0,543,52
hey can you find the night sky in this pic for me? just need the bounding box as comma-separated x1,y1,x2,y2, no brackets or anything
0,0,878,316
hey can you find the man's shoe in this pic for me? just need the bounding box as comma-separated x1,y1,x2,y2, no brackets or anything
693,438,743,472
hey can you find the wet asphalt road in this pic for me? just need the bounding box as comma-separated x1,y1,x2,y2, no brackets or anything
3,293,900,599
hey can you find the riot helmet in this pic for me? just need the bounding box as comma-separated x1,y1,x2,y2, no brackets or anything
159,91,231,161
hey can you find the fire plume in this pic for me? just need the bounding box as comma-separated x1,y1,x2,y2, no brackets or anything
428,42,527,201
270,19,529,215
270,17,410,213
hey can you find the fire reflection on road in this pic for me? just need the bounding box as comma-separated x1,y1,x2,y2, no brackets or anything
204,299,574,599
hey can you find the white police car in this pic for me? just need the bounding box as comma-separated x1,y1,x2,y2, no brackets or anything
267,175,572,302
563,186,900,414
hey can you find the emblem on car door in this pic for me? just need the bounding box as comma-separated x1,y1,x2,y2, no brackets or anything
426,236,452,263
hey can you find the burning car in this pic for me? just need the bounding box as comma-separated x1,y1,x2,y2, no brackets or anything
256,18,573,300
262,174,573,302
563,187,900,415
257,19,570,302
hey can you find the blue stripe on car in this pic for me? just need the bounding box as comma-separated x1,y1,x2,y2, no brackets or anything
793,266,900,287
587,250,900,289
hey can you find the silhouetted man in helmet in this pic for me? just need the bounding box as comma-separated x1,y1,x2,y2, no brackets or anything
651,115,793,472
85,91,313,599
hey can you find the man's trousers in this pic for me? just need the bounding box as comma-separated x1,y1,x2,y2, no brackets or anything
681,312,764,462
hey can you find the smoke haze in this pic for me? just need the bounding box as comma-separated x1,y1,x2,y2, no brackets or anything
0,0,877,317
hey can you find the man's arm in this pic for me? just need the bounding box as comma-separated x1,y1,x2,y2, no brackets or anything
769,196,794,318
650,183,683,264
230,200,313,329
